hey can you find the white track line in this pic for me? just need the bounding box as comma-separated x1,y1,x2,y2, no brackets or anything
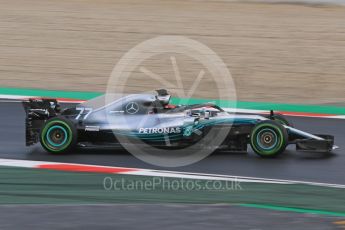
0,158,344,189
0,95,28,100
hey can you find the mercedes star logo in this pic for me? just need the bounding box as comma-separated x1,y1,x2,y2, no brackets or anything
125,102,139,114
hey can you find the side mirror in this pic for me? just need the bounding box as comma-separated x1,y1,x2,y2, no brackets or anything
185,109,192,116
204,111,210,119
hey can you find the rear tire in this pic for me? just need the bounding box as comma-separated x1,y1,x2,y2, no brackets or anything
250,120,288,158
40,117,77,154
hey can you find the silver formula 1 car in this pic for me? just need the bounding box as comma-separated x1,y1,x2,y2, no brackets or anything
22,89,336,157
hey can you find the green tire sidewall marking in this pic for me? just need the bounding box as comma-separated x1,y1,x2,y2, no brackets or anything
251,123,285,156
41,120,73,152
274,117,288,126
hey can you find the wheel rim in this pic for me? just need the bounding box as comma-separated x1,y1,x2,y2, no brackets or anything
46,125,68,147
41,121,73,152
256,128,278,150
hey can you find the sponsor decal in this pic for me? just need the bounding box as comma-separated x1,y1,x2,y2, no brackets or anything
183,126,193,137
138,127,182,134
126,102,139,114
109,110,124,114
85,126,100,131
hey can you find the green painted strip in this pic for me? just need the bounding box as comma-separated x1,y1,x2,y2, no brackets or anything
1,87,345,115
238,203,345,217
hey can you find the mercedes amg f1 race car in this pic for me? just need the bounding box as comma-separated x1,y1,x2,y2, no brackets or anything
22,89,336,157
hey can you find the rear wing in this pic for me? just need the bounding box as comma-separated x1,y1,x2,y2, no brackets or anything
22,98,61,146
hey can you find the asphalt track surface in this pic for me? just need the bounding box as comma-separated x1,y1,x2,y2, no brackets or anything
0,204,342,230
1,101,344,185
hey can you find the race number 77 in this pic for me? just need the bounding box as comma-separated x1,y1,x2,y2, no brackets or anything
75,108,93,120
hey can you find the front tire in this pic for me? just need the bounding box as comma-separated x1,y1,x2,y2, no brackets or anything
250,120,288,158
271,113,293,127
40,117,77,154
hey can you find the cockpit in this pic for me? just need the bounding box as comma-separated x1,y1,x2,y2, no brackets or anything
78,89,223,118
79,89,174,115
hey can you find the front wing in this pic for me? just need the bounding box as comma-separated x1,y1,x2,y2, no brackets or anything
296,134,336,152
286,126,336,152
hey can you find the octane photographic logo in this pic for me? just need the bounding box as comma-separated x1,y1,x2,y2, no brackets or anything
106,36,237,167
